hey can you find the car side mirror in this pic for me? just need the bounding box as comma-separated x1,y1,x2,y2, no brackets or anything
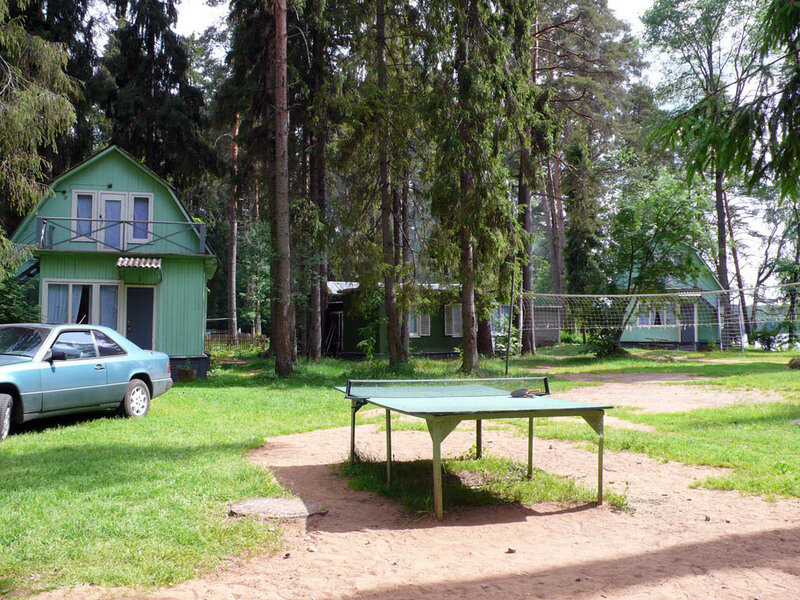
44,349,68,362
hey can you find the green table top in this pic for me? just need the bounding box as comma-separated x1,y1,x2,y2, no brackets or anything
336,385,612,417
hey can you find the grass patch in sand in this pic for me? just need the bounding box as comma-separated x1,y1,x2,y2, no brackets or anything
526,402,800,498
342,452,628,513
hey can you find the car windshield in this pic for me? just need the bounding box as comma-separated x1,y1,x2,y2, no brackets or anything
0,327,45,357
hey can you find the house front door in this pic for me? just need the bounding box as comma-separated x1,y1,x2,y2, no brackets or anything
126,287,155,349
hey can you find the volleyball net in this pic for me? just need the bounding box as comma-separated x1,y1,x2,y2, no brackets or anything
516,283,800,350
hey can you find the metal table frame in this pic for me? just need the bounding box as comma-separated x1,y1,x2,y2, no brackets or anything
342,378,609,520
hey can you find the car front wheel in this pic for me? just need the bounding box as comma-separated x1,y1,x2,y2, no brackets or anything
120,379,151,418
0,394,12,442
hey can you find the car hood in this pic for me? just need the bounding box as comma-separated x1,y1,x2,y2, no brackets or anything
0,355,33,367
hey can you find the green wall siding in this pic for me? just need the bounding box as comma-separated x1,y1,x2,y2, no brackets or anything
156,258,207,356
39,253,207,356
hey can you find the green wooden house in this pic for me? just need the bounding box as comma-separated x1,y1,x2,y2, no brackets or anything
618,247,728,349
11,146,216,377
325,282,463,358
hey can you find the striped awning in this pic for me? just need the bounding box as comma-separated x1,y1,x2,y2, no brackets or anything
117,257,162,269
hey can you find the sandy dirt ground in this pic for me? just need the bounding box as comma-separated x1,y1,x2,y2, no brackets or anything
555,378,785,413
37,382,800,600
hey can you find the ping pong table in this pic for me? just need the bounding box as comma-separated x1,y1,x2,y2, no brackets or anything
338,377,612,520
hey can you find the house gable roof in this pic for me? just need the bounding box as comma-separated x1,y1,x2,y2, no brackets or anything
11,145,211,255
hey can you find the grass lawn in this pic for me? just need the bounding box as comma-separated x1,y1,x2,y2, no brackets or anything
1,347,798,595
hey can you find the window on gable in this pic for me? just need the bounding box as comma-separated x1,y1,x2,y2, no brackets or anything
74,193,95,238
131,195,152,240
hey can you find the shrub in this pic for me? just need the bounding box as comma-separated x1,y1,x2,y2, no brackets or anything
0,277,39,324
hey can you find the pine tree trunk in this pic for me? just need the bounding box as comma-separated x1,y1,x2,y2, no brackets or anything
456,0,479,372
228,114,240,337
401,173,411,359
308,4,326,361
377,0,403,366
519,153,535,354
273,0,293,376
460,224,479,371
723,191,752,340
477,316,494,357
552,158,567,294
715,169,730,290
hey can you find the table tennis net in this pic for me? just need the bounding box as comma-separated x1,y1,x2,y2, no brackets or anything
346,377,549,399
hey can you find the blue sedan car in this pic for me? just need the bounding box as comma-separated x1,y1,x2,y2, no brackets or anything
0,324,173,442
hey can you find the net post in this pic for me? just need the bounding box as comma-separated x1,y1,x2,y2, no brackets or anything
475,419,482,459
543,377,550,395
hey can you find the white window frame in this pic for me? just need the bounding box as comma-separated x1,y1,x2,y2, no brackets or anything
128,192,154,244
41,278,124,332
71,190,97,242
445,304,462,337
419,313,430,336
408,313,420,338
408,312,431,338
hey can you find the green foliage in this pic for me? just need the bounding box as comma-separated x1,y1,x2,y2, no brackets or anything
588,328,629,358
751,325,786,352
0,0,75,269
562,140,604,294
492,316,519,358
0,277,38,323
98,0,212,191
643,0,763,187
609,170,712,294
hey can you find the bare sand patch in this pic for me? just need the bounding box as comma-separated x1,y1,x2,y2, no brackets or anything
556,381,785,413
38,414,800,600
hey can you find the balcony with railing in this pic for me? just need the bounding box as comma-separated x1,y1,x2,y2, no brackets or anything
35,217,207,255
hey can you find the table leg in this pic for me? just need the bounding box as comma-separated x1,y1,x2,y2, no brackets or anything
385,408,392,486
432,431,443,520
475,419,482,459
597,417,604,505
350,399,357,463
427,418,461,521
527,417,534,479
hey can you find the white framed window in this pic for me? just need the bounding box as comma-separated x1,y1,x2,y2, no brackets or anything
408,312,431,338
71,191,154,248
128,193,153,243
71,190,97,241
42,280,123,331
637,304,678,327
409,313,419,338
444,304,462,337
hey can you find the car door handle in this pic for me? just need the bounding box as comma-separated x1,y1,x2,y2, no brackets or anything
95,364,106,371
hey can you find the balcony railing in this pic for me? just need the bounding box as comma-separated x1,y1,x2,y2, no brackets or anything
36,217,207,255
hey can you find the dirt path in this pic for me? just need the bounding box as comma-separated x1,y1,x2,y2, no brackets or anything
36,379,800,600
556,379,785,413
41,418,800,600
